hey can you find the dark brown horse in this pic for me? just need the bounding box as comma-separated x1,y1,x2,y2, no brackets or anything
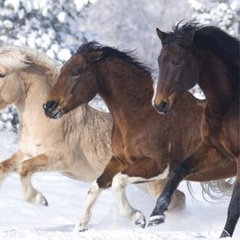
43,42,236,231
152,22,239,238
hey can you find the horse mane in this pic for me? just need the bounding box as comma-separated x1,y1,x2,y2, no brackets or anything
0,45,61,72
165,21,239,67
77,41,152,75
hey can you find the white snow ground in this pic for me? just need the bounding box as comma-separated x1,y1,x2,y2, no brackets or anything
0,131,239,240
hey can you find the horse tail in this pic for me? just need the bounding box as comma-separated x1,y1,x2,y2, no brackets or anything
187,178,234,201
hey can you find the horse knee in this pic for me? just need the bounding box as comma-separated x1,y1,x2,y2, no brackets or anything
19,162,31,178
112,173,127,192
0,159,15,176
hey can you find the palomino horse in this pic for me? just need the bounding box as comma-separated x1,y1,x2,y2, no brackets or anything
0,45,113,205
153,22,239,237
44,42,236,231
0,46,190,209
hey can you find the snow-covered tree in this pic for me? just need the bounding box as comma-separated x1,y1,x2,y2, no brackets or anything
188,0,240,36
0,0,97,131
0,0,97,62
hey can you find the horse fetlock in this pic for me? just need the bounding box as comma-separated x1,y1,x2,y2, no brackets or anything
148,214,165,227
135,212,146,228
74,211,92,232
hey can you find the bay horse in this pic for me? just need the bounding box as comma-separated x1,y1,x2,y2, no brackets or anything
0,46,191,210
44,42,236,231
152,22,239,237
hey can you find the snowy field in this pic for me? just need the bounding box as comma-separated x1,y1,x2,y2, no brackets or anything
0,131,239,240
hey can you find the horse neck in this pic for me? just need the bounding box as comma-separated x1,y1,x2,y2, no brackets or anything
62,104,112,156
97,59,154,121
198,51,238,116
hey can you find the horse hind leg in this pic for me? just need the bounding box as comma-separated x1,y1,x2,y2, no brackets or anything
220,156,240,238
147,180,186,211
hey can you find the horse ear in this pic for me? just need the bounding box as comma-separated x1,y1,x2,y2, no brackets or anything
189,29,196,41
89,51,102,63
22,55,33,65
156,28,168,42
186,29,196,42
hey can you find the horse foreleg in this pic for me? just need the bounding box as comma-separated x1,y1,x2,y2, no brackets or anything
111,159,167,228
148,142,213,227
74,156,124,232
220,157,240,238
0,151,23,186
19,154,49,206
74,180,102,232
111,172,146,228
19,150,71,206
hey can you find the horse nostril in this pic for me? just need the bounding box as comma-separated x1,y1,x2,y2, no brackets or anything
154,101,168,114
43,100,59,115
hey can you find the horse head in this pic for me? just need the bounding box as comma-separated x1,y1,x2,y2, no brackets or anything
44,46,102,119
0,48,32,109
154,25,200,114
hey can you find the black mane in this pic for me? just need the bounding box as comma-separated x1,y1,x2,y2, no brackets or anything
77,41,151,74
164,21,239,67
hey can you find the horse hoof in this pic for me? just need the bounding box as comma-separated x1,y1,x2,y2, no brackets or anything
74,224,88,232
135,213,146,228
35,193,48,206
27,193,49,206
220,229,230,238
148,215,165,227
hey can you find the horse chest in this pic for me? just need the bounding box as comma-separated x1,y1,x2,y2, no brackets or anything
19,126,49,156
112,130,150,164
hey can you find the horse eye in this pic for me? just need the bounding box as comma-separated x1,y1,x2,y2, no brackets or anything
0,73,6,78
70,69,81,77
70,66,89,77
172,59,181,67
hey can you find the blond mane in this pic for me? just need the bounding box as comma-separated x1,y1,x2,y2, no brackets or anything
0,45,61,72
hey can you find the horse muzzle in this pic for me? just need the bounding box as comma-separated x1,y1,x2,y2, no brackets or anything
154,100,172,114
43,100,64,119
